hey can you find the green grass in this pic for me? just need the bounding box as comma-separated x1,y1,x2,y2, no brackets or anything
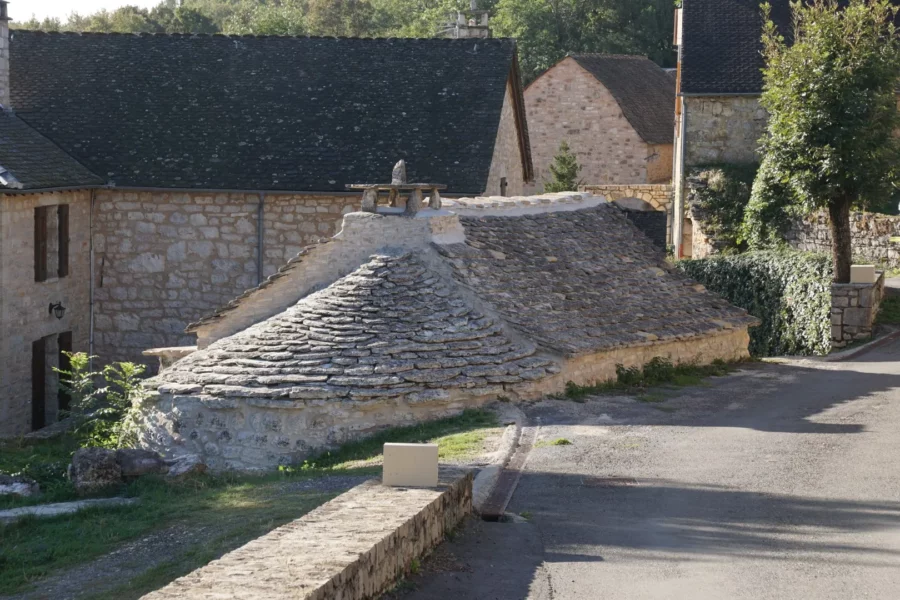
534,438,572,448
0,409,502,596
286,409,500,471
876,296,900,325
557,358,736,401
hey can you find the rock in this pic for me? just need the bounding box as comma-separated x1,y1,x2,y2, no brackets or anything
115,448,169,478
0,474,40,497
166,454,207,480
70,448,123,493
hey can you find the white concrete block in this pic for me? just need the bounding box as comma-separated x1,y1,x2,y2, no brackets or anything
382,443,438,488
850,265,876,284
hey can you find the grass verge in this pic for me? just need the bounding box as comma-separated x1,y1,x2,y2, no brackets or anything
0,408,501,596
556,357,737,402
876,296,900,325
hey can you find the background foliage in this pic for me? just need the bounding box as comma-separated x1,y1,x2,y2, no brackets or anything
678,250,833,357
686,163,758,253
15,0,676,83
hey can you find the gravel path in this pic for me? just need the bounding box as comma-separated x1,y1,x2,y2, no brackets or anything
401,341,900,599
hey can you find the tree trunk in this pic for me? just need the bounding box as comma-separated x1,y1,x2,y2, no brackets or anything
829,198,853,283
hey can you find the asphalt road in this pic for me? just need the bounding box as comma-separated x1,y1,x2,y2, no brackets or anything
402,340,900,599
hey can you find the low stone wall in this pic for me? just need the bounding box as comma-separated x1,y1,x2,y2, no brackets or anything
787,211,900,269
142,471,472,600
579,184,673,212
831,273,885,348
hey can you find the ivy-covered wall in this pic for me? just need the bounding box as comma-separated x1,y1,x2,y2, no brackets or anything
678,251,833,356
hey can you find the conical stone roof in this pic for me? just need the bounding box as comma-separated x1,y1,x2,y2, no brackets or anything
149,251,559,404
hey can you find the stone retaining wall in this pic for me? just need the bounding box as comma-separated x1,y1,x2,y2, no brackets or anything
831,273,885,348
142,471,472,600
786,211,900,269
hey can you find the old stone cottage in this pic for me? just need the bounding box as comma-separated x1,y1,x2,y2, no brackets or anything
0,11,534,435
142,190,757,470
525,55,675,189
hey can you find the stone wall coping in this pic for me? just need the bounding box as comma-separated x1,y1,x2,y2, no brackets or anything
832,271,885,290
443,192,603,217
141,469,473,600
580,184,673,191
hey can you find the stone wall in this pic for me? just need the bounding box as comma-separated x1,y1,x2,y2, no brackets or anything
648,142,673,184
92,190,357,369
484,83,527,197
786,211,900,269
831,273,885,348
0,190,92,436
143,472,472,600
579,184,673,212
525,57,656,189
684,96,767,166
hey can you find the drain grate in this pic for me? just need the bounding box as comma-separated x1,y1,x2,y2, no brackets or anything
581,476,638,488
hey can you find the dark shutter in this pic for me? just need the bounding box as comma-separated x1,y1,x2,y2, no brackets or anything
58,204,69,278
31,338,46,431
34,206,48,282
58,331,73,413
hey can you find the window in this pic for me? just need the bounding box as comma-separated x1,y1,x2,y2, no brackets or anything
500,177,508,197
34,204,69,281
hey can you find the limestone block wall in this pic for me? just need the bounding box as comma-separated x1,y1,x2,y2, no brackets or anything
786,211,900,269
143,473,472,600
525,57,654,189
579,184,673,212
831,273,885,348
484,83,527,197
0,190,91,436
684,96,767,166
91,190,357,368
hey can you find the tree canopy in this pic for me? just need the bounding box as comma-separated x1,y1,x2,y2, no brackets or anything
752,0,900,282
14,0,675,82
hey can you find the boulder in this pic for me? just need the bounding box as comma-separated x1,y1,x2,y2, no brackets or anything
115,449,169,479
0,474,40,497
166,454,208,480
70,447,122,493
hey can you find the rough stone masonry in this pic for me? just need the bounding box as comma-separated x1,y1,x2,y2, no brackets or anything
140,192,757,470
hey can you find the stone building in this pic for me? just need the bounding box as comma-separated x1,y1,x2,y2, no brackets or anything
0,19,533,435
142,190,757,470
525,55,675,190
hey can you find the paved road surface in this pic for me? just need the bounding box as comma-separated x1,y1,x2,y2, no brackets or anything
402,340,900,599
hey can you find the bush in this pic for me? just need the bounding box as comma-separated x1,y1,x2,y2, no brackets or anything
678,250,833,356
742,156,797,249
687,163,758,253
543,141,583,193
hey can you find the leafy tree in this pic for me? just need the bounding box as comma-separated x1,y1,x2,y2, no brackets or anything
543,140,582,192
758,0,900,282
225,0,308,35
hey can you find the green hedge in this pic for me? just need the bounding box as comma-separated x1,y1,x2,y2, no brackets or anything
678,250,832,357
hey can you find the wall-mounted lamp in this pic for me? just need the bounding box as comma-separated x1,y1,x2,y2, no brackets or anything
49,302,66,320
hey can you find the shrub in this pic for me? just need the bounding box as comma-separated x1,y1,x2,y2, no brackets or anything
742,156,797,250
687,163,759,253
678,250,832,356
543,141,583,193
56,352,147,449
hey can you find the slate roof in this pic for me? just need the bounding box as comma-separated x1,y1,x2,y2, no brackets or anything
569,54,675,144
438,204,758,357
0,110,103,190
680,0,900,95
10,31,531,194
149,251,558,403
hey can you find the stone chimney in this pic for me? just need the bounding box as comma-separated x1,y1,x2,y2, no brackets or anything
447,0,491,39
0,1,9,109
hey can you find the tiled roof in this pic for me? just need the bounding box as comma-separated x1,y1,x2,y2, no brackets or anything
570,54,675,144
680,0,900,95
438,204,758,357
0,110,102,190
11,31,530,194
149,252,558,403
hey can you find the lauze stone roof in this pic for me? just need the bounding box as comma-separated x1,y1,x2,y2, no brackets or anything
569,54,675,145
0,111,103,190
11,31,530,194
440,204,757,357
149,252,559,404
